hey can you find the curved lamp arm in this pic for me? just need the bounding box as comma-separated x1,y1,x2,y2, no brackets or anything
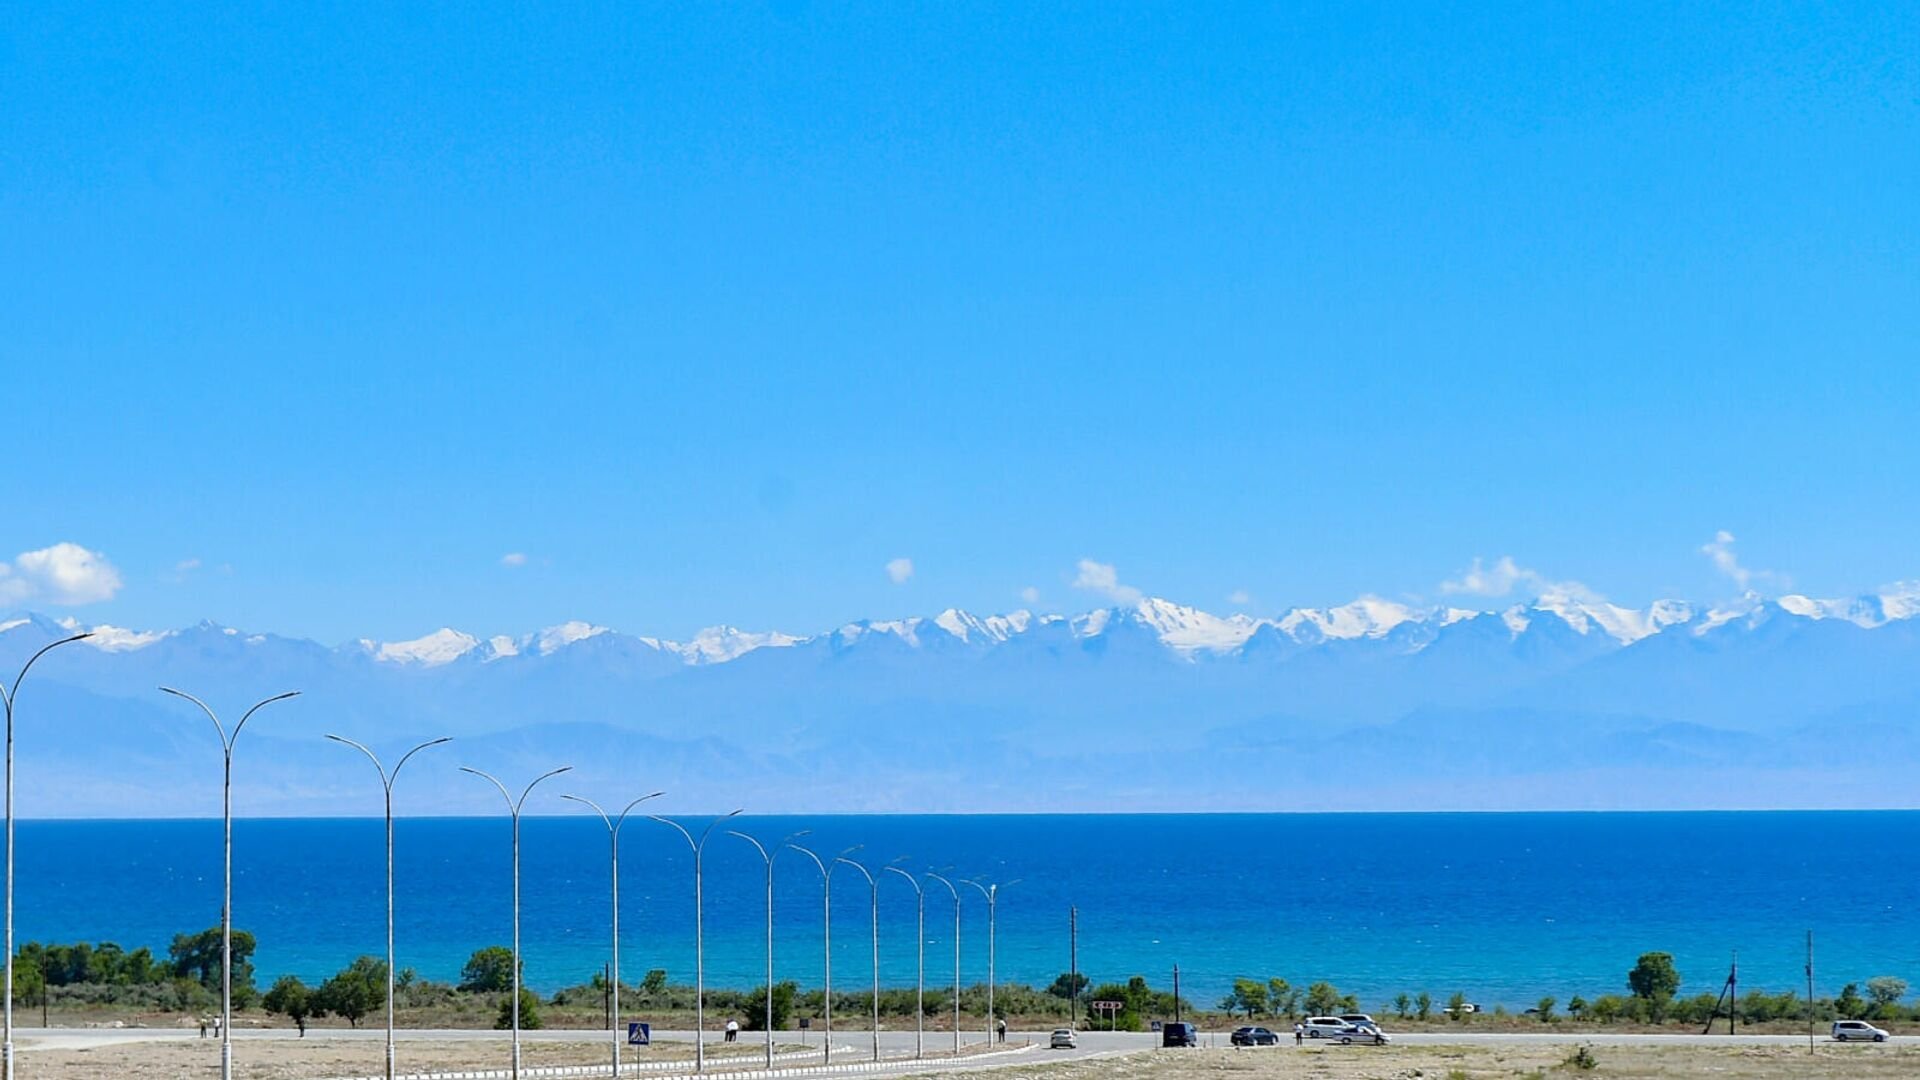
924,871,959,901
833,854,876,888
0,632,93,711
884,865,923,897
162,687,299,752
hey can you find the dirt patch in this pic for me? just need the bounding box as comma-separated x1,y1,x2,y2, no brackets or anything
14,1037,802,1079
904,1043,1920,1079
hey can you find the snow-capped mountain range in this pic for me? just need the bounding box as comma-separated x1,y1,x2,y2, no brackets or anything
27,582,1920,669
5,585,1920,817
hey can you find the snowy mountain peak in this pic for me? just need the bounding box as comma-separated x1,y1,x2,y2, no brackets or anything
1277,597,1417,643
680,625,802,664
534,621,609,655
364,627,481,666
1129,597,1259,652
82,624,173,652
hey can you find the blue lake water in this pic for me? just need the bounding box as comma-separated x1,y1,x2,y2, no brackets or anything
18,813,1920,1008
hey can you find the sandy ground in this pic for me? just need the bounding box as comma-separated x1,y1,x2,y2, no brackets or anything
904,1043,1920,1079
12,1037,803,1079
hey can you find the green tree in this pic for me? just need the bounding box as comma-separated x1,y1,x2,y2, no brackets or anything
1627,952,1680,1002
1229,978,1269,1017
263,975,317,1036
1836,983,1867,1019
1303,981,1343,1017
495,986,542,1030
315,957,386,1028
460,946,516,994
641,969,669,995
1568,995,1588,1021
1447,991,1470,1022
12,957,44,1021
1536,996,1557,1022
744,981,797,1031
1415,991,1432,1021
1267,978,1297,1018
1047,972,1090,1000
169,928,259,1005
1392,993,1410,1019
1589,995,1623,1024
1866,976,1908,1018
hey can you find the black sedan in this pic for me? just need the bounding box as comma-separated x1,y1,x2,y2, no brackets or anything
1230,1025,1282,1046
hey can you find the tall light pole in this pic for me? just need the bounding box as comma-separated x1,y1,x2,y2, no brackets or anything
727,828,809,1070
924,873,961,1054
325,735,451,1080
783,841,829,1060
2,631,90,1080
161,687,301,1080
461,765,572,1080
962,878,1018,1045
833,854,881,1063
783,843,841,1066
560,792,664,1079
647,810,741,1074
883,864,925,1059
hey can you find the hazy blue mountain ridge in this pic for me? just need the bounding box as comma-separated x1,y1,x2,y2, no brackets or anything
2,590,1916,815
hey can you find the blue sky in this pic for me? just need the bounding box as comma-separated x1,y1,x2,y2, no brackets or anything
3,3,1916,643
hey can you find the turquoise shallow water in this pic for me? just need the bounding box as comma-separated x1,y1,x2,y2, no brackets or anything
18,812,1919,1007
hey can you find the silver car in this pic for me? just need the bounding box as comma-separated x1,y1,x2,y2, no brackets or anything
1049,1028,1077,1049
1832,1020,1889,1042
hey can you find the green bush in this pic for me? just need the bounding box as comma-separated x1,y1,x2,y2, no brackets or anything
744,981,797,1031
495,986,542,1030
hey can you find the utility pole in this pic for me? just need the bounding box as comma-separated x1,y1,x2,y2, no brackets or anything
1729,952,1738,1035
1173,963,1181,1025
1807,931,1816,1056
1068,906,1078,1033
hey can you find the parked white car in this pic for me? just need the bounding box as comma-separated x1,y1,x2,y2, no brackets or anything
1832,1020,1890,1042
1301,1016,1350,1038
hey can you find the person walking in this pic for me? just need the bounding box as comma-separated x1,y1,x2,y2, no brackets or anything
1293,1021,1303,1046
996,1016,1007,1044
725,1018,739,1043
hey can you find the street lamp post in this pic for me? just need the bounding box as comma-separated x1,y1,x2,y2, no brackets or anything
883,865,925,1059
833,854,881,1063
726,829,809,1070
924,873,961,1055
325,735,452,1080
161,687,301,1080
647,810,742,1074
560,792,665,1079
962,879,1018,1046
783,843,841,1067
1,631,90,1080
461,765,572,1080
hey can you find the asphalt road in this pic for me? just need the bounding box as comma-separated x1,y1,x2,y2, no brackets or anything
13,1025,1887,1077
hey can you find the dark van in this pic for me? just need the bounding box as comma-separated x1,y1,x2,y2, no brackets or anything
1161,1021,1199,1047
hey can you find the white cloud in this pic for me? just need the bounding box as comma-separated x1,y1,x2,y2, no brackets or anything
0,542,124,606
1440,555,1600,603
1072,559,1143,605
1700,530,1782,592
174,557,202,574
500,552,528,568
1227,589,1252,606
885,557,914,585
1019,586,1041,605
